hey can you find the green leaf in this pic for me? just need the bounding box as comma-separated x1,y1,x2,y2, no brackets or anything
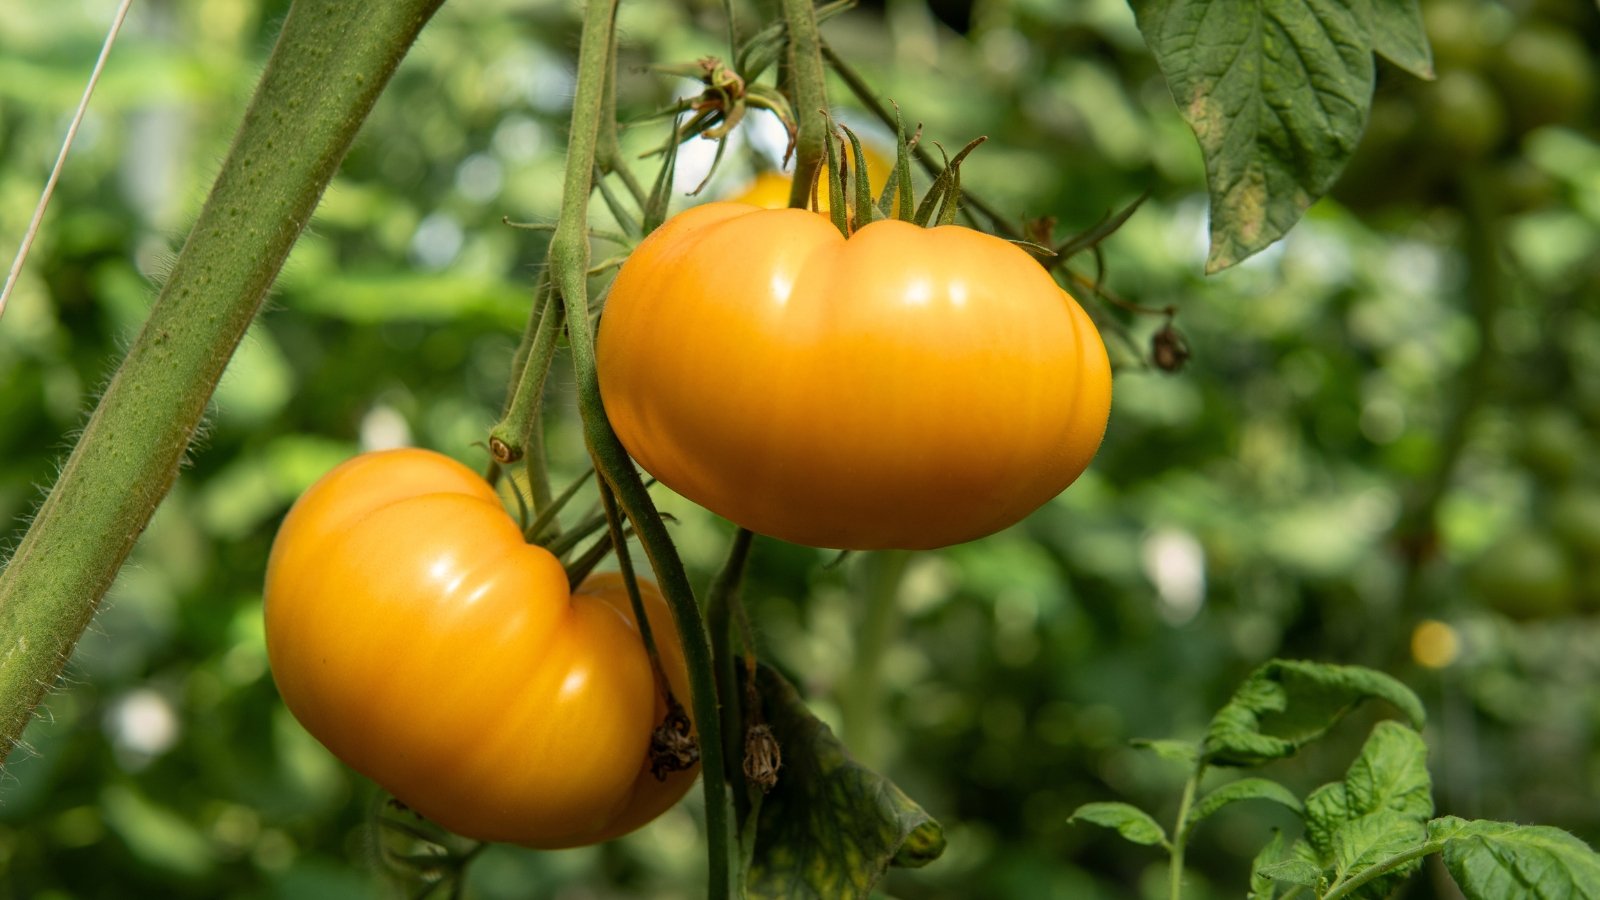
1203,659,1425,766
1431,817,1600,899
1304,723,1434,895
1249,829,1291,898
1256,857,1323,888
1068,802,1170,847
1365,0,1434,79
1332,811,1427,887
744,666,945,900
1250,833,1324,897
1130,738,1199,769
1129,0,1398,271
1187,778,1303,832
1342,721,1433,822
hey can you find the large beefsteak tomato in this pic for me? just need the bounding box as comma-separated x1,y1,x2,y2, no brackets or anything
264,448,697,848
596,202,1111,550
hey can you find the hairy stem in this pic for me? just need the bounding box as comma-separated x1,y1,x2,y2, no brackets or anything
1322,840,1445,900
0,0,443,760
706,528,756,819
544,0,733,894
780,0,830,209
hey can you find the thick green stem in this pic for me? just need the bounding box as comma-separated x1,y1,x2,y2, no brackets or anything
780,0,829,209
837,550,910,769
545,0,733,895
0,0,442,760
706,528,756,818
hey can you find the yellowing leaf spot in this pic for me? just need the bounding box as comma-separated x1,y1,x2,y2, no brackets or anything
1187,87,1224,153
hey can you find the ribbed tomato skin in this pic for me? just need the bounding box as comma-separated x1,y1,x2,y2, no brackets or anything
264,448,697,848
597,202,1112,550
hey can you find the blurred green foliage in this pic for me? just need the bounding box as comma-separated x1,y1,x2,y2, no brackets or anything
2,0,1600,897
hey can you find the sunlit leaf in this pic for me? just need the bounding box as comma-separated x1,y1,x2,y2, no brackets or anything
1129,0,1431,271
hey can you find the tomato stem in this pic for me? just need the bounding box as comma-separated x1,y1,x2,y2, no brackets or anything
0,0,445,761
596,25,648,210
706,528,757,817
780,0,830,210
488,279,562,472
1167,758,1206,900
543,0,736,894
523,468,594,545
837,551,911,769
597,483,665,677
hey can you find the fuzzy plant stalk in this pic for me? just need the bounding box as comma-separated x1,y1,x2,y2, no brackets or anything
0,0,446,759
536,0,737,894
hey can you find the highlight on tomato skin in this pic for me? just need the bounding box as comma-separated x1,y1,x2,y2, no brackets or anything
596,201,1112,551
262,448,699,849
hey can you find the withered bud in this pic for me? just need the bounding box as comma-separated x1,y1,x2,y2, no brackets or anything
743,724,781,793
649,698,700,781
1151,321,1190,373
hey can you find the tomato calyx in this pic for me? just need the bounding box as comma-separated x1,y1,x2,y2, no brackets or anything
813,108,990,239
649,694,700,780
1151,316,1191,373
744,724,781,793
654,56,799,196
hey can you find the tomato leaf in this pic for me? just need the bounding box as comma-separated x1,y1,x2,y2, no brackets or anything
742,665,945,900
1129,737,1199,769
1203,659,1425,766
1185,777,1303,833
1430,817,1600,899
1254,856,1323,890
1302,722,1433,896
1249,831,1320,898
1068,802,1170,847
1365,0,1434,79
1129,0,1431,272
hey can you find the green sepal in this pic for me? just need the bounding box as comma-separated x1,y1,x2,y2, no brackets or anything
642,115,684,235
841,125,876,228
913,136,986,228
821,113,850,236
878,104,917,221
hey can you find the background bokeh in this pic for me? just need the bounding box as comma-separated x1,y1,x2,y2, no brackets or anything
2,0,1599,897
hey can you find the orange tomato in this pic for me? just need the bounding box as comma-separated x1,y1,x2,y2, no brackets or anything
596,202,1112,550
264,448,697,848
